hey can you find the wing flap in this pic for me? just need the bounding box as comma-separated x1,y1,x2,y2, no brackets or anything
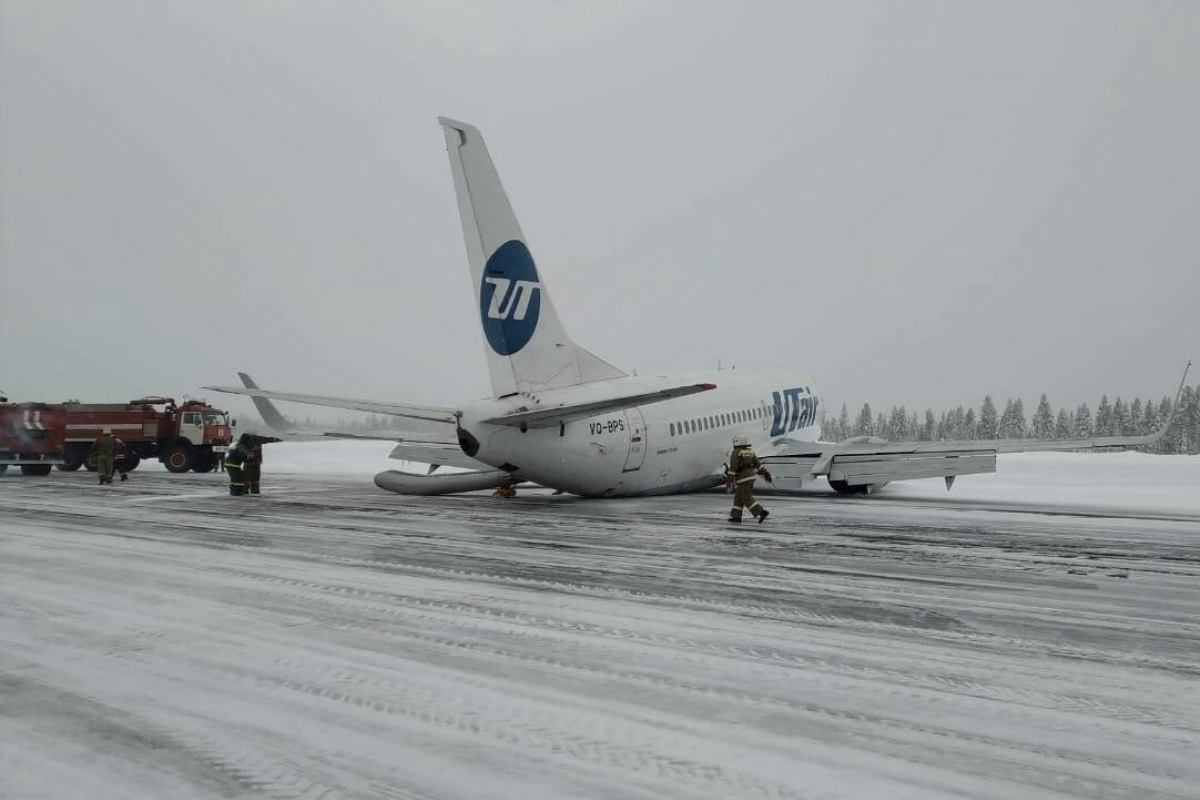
828,452,997,486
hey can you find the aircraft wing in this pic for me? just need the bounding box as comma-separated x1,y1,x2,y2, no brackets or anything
204,385,458,425
763,362,1191,490
482,382,716,428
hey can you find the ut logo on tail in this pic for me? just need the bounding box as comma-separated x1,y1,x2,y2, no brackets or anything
480,240,542,355
770,388,818,436
484,278,539,321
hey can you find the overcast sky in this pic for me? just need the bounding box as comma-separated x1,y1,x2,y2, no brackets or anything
2,1,1197,422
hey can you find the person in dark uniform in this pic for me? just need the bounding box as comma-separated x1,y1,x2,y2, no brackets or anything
225,434,251,496
244,436,279,494
90,428,117,485
112,436,130,482
724,435,772,523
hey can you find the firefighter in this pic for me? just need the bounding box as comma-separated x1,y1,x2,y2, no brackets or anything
724,435,772,523
243,435,280,495
112,436,130,482
90,428,117,485
225,434,251,496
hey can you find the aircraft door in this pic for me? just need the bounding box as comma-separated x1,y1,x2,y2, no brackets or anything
622,408,646,472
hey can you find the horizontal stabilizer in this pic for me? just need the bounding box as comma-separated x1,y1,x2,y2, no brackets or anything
483,382,716,428
204,385,457,425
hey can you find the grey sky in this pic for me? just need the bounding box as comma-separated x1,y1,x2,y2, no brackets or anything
3,1,1197,423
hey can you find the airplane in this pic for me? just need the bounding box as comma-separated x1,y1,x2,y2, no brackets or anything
207,117,1190,499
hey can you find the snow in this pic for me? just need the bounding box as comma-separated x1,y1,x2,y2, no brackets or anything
2,449,1199,800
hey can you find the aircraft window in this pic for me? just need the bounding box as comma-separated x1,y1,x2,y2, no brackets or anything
670,423,675,437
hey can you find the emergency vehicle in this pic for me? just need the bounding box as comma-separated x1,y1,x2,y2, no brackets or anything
59,397,233,473
0,403,67,475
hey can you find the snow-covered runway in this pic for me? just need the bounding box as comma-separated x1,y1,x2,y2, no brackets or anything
2,453,1199,799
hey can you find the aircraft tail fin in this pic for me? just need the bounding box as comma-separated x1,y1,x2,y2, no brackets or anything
439,117,625,396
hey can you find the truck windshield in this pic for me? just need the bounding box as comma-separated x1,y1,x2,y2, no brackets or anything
202,413,226,425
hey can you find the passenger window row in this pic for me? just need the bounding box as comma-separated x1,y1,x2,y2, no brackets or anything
669,405,768,438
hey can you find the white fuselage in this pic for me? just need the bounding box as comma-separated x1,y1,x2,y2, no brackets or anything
458,369,821,497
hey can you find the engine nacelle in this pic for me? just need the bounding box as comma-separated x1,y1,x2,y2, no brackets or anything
374,469,515,496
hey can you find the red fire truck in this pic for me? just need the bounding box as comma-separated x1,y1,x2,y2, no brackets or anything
59,397,234,473
0,403,67,475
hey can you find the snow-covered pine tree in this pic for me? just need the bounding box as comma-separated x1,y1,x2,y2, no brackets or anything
1112,398,1130,437
854,403,873,437
1032,394,1054,439
978,396,998,439
838,404,850,442
998,399,1013,438
1012,398,1027,438
936,411,950,441
922,409,935,441
1095,395,1113,436
875,411,886,439
1158,396,1175,453
950,410,969,441
1074,403,1093,438
1054,408,1070,439
1184,386,1200,454
1139,398,1160,452
1129,398,1143,436
888,406,907,441
963,407,976,440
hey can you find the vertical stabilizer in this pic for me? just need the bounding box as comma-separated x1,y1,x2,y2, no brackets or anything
439,117,625,396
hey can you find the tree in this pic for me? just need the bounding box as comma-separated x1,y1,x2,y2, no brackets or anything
1074,403,1093,438
1129,398,1143,435
922,409,936,442
837,404,850,442
999,398,1027,439
854,403,873,437
1054,408,1070,439
1095,395,1113,436
1158,396,1176,454
887,406,907,441
1112,397,1130,437
963,407,976,440
1032,394,1054,439
977,396,998,439
875,412,886,439
1139,399,1160,452
1012,398,1027,438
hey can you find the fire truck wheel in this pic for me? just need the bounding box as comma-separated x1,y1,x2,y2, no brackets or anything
164,443,192,473
123,453,141,471
21,464,54,477
58,450,84,471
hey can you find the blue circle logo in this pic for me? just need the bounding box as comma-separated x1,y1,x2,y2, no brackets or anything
480,240,541,355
